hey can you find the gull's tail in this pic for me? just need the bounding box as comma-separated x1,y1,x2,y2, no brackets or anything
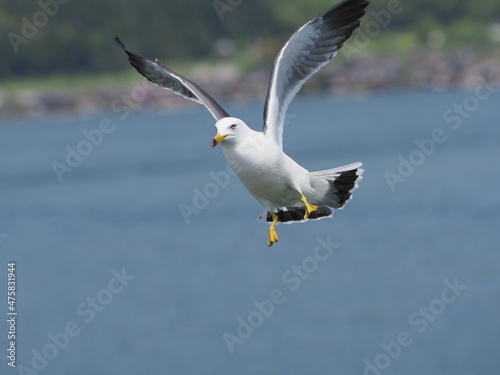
258,162,363,224
310,162,364,209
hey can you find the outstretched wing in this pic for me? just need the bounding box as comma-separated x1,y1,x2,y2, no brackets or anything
113,36,230,121
262,0,368,148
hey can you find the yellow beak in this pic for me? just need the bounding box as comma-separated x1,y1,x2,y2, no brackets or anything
211,133,228,148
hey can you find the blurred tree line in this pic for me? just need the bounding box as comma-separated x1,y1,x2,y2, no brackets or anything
1,0,499,79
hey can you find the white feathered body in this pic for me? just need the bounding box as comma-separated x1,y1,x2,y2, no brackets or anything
219,128,327,211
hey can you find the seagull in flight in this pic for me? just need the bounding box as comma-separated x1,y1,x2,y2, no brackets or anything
114,0,368,246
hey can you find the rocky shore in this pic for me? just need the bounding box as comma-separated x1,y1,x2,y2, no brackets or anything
1,49,499,118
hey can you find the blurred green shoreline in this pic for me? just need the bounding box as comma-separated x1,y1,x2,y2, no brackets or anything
2,0,500,118
1,46,499,118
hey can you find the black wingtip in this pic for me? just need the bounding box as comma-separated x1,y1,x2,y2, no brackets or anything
113,35,125,49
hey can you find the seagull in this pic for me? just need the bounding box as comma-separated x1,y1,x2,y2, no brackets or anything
114,0,368,246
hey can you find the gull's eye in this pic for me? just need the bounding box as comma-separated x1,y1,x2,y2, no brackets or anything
230,124,237,130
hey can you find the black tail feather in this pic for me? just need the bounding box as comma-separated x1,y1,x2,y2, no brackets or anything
328,169,360,208
265,206,332,223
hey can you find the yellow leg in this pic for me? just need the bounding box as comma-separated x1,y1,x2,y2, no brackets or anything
300,194,319,219
267,212,279,247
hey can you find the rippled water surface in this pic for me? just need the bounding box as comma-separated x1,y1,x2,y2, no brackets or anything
1,90,499,374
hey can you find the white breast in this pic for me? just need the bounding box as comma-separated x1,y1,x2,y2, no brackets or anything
220,133,311,208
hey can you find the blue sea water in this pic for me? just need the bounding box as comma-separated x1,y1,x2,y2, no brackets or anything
0,90,499,375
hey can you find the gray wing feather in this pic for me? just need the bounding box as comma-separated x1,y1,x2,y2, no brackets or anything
263,0,368,148
113,36,229,121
